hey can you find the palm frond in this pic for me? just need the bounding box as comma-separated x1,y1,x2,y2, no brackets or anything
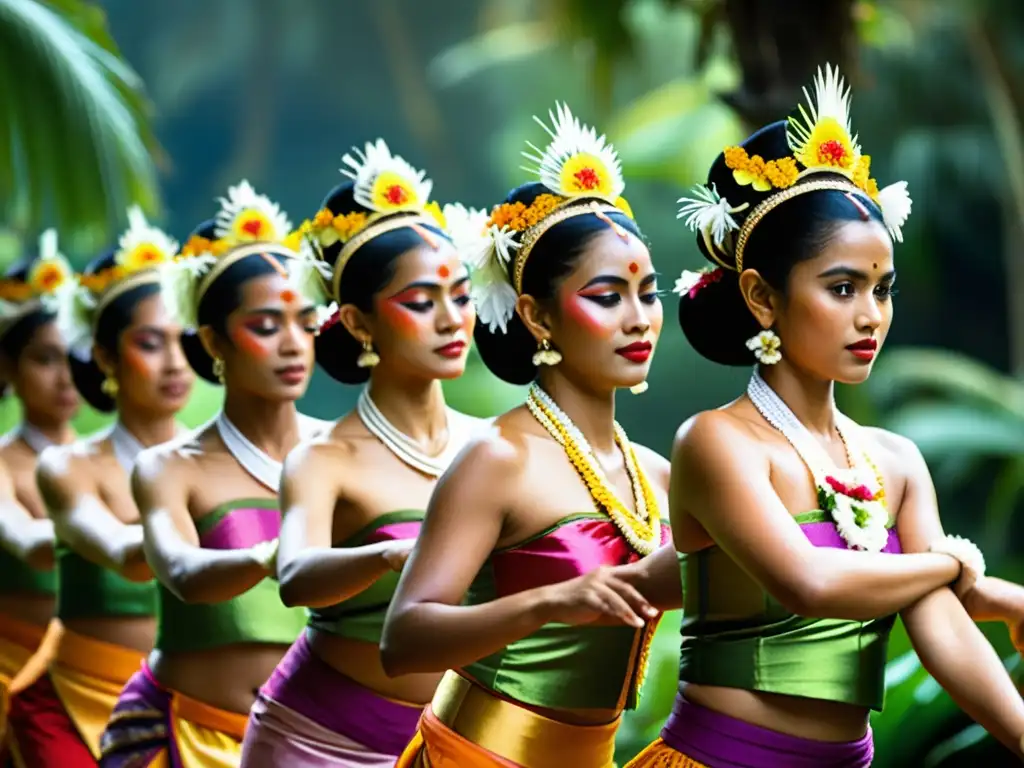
0,0,160,248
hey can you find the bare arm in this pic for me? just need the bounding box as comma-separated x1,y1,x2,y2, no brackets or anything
134,449,272,604
37,447,149,581
0,457,54,569
891,433,1024,756
676,412,960,620
381,432,653,677
276,441,404,608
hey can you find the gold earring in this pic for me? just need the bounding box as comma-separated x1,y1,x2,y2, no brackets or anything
532,338,562,367
212,357,225,384
100,376,119,397
357,339,380,368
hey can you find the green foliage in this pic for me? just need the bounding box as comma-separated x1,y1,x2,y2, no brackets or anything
0,0,160,257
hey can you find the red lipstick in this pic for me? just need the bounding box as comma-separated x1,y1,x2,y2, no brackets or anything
846,338,878,362
435,341,467,359
275,365,307,384
616,341,652,363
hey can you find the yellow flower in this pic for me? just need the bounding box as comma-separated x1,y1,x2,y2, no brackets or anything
559,153,615,197
424,201,447,229
795,117,855,171
232,209,274,242
370,172,419,211
312,209,334,229
614,196,634,219
488,194,563,232
121,243,169,272
282,230,304,252
28,260,70,295
331,211,369,242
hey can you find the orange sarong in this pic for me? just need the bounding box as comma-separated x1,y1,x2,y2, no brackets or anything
396,671,618,768
0,615,61,745
625,738,710,767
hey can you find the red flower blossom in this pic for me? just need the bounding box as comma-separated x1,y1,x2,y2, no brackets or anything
689,267,724,298
825,475,876,502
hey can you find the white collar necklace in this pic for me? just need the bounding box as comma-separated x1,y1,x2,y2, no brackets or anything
18,422,60,455
215,410,323,492
356,388,475,478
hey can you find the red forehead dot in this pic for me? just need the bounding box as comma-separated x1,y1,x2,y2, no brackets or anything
437,264,451,279
628,262,639,274
280,289,296,303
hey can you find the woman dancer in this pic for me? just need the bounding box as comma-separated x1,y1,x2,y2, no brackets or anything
0,232,78,754
239,142,484,767
97,183,331,768
628,65,1024,767
8,209,193,765
383,105,677,768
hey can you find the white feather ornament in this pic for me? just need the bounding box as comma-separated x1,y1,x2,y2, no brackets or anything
158,255,216,332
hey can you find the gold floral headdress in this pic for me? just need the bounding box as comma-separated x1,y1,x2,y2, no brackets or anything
0,229,76,341
47,206,180,358
676,64,912,283
447,102,634,333
295,139,449,301
156,181,331,332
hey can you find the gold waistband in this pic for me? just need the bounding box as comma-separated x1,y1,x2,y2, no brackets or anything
431,671,618,768
53,628,145,684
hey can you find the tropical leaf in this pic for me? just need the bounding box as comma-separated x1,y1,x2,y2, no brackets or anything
868,348,1024,416
0,0,160,250
883,402,1024,457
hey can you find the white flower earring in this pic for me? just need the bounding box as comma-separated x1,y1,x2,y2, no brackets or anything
746,329,782,365
532,338,562,366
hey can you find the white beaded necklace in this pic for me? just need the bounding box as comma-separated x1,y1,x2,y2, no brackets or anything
356,388,471,478
746,369,857,478
17,422,58,455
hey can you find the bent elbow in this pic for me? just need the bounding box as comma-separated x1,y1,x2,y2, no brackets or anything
379,635,413,678
276,562,311,608
774,578,825,618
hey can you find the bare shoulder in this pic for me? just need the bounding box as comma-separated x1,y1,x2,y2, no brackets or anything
861,425,927,479
632,442,671,490
282,430,356,477
441,411,529,493
673,407,759,459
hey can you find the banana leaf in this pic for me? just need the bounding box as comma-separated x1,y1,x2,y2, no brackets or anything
0,0,160,251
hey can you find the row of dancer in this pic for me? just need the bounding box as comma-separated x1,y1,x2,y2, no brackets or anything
0,64,1021,768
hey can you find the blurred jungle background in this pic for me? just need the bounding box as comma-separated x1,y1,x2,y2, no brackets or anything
1,0,1023,763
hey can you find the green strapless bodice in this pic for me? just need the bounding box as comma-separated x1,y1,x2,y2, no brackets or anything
462,512,668,712
154,499,307,653
679,510,902,711
55,544,156,620
0,547,56,596
307,509,423,644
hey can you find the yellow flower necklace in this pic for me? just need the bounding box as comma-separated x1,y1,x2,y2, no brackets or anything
526,383,661,556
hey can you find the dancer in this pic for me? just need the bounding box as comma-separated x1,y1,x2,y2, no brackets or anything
627,65,1024,767
8,209,193,765
383,104,676,768
239,142,484,767
0,232,78,754
98,183,331,768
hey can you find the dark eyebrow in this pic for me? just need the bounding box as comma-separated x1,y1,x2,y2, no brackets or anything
579,272,658,290
389,274,470,298
817,266,897,281
129,325,166,336
245,304,317,318
640,272,658,287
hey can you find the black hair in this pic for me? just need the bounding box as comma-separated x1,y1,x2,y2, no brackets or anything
67,249,163,412
473,182,643,385
677,121,887,366
0,258,57,365
176,219,290,383
313,182,450,384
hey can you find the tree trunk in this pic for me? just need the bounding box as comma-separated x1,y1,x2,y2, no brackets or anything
719,0,859,133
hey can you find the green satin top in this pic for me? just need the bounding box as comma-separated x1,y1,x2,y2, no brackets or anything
55,544,156,620
679,510,900,711
307,509,424,644
462,512,660,711
154,499,307,653
0,547,56,596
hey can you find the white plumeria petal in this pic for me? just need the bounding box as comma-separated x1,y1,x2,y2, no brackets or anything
469,257,517,334
877,181,912,243
442,203,491,268
677,184,744,246
285,239,331,306
521,102,625,201
214,180,292,244
340,139,433,213
47,280,95,360
115,205,179,269
672,270,706,297
38,228,59,261
158,255,216,332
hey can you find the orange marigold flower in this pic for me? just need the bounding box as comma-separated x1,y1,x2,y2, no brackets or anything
312,209,334,229
723,146,749,170
488,194,563,232
764,157,799,188
331,211,368,242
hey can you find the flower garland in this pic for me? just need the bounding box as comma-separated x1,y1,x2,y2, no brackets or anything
525,383,661,556
723,147,800,191
747,370,890,552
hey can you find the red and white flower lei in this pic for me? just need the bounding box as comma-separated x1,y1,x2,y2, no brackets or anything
817,471,889,552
